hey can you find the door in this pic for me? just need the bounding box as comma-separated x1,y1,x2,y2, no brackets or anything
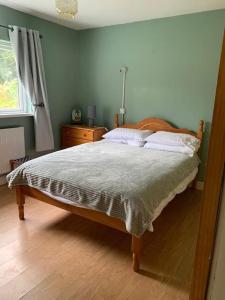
190,30,225,300
207,176,225,300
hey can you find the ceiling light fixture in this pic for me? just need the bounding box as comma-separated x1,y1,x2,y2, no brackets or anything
55,0,78,19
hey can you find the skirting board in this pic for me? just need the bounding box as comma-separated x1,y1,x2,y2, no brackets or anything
196,181,204,191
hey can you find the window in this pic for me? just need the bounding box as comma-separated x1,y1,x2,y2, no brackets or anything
0,39,30,115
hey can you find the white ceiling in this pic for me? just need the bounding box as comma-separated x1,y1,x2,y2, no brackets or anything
0,0,225,30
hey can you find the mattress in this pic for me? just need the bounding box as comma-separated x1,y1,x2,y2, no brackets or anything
7,140,200,236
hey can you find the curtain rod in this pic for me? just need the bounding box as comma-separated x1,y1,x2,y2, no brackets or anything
0,24,43,39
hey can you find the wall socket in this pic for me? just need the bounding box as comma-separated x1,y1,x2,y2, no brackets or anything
120,108,125,114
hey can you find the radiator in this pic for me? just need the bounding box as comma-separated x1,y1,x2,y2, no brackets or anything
0,127,25,175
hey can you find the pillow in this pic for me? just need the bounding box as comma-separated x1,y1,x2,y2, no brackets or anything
127,140,145,147
103,128,153,141
144,142,196,157
104,139,126,144
145,131,200,153
105,138,145,147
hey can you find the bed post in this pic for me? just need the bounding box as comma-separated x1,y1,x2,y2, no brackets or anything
16,186,25,220
132,235,142,272
114,113,119,128
197,120,205,141
192,120,205,190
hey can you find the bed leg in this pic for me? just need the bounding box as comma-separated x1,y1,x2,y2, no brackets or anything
16,187,25,220
132,235,142,272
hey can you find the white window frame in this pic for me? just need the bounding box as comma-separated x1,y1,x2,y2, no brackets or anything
0,39,32,117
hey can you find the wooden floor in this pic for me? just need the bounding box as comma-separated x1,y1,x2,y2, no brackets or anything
0,185,201,300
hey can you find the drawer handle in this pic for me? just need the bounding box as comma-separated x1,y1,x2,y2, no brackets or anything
83,133,87,137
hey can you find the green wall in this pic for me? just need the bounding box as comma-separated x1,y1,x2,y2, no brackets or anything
77,10,225,180
0,5,79,155
0,5,224,180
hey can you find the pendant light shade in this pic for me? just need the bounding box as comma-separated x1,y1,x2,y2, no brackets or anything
55,0,78,19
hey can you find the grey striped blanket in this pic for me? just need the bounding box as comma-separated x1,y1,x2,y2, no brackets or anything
7,140,199,236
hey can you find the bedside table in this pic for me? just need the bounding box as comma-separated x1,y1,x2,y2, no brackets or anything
61,125,107,148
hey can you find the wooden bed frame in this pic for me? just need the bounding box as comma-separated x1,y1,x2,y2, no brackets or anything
16,114,204,272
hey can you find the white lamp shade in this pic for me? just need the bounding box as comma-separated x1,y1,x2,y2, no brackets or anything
87,105,96,119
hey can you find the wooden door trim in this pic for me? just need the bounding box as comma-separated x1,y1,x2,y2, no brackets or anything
190,30,225,300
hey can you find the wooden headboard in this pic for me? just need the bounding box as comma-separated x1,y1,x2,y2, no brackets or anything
114,113,204,141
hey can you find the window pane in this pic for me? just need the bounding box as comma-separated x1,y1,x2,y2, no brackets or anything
0,40,20,111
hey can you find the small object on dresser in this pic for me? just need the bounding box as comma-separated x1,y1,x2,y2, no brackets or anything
87,105,96,127
10,156,30,171
72,108,82,124
61,125,107,148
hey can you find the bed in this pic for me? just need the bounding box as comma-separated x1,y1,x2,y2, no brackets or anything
7,114,204,272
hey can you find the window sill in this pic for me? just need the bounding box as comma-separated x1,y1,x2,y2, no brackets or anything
0,113,34,119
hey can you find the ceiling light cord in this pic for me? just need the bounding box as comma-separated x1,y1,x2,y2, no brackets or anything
120,66,128,124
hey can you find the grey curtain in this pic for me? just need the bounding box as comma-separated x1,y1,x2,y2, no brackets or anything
9,26,54,152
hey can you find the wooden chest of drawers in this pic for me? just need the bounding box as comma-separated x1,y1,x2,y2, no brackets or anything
61,125,107,148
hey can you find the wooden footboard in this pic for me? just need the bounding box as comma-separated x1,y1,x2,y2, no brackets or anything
16,186,142,272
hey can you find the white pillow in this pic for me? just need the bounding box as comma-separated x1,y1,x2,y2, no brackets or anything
105,138,145,147
145,131,200,152
104,139,126,144
103,128,153,141
127,140,145,147
144,142,196,157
